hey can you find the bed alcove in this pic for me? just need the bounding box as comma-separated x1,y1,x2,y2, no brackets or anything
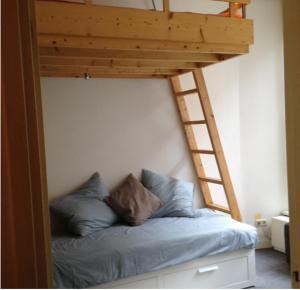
40,0,256,288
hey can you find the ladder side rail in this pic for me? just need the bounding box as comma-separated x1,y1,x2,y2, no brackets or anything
193,69,242,221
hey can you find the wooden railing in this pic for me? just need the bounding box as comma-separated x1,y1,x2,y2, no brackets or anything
214,0,250,18
37,0,250,19
162,0,250,18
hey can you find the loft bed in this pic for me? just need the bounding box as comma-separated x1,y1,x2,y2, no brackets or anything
37,1,256,288
36,0,253,79
36,0,253,221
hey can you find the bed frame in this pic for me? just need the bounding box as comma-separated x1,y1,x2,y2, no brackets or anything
35,1,255,288
36,0,253,79
92,249,256,289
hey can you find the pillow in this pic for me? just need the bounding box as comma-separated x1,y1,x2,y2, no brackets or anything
50,172,118,236
104,174,162,226
141,169,195,218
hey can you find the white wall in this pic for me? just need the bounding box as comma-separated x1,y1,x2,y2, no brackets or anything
41,78,201,208
41,0,288,227
239,0,288,226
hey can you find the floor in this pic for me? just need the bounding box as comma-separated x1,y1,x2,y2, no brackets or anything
254,249,291,289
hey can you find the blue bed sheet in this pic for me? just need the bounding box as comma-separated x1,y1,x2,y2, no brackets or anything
52,209,257,288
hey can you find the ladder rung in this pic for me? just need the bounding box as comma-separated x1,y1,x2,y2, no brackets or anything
176,88,198,96
184,120,206,125
199,177,223,184
207,203,231,214
192,149,215,154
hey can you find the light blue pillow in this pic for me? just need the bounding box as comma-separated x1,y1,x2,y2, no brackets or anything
141,169,195,218
50,172,118,236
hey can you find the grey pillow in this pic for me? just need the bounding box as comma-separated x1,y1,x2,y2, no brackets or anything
50,172,118,236
141,169,195,218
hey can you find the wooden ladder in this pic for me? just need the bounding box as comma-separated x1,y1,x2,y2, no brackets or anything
170,69,242,221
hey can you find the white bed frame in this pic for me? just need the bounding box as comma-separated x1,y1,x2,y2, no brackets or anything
92,249,256,289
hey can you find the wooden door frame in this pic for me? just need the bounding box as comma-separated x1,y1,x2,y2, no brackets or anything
283,0,300,288
2,0,53,288
1,0,299,288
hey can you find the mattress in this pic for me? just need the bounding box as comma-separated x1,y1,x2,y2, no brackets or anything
52,209,257,288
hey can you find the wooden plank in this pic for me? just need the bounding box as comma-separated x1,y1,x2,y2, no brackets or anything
184,120,206,125
2,0,52,287
39,47,220,63
40,56,204,70
36,1,254,45
199,177,223,185
176,88,198,96
213,0,250,4
40,64,181,75
38,34,250,54
192,149,215,154
283,0,300,287
40,70,169,79
193,69,241,221
170,76,213,205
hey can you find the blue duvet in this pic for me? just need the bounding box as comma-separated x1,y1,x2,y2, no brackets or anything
52,209,257,288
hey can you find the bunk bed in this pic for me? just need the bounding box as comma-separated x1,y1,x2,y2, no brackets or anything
36,0,256,288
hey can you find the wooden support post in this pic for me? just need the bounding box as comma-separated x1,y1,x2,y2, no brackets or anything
163,0,170,14
242,4,247,18
229,3,238,17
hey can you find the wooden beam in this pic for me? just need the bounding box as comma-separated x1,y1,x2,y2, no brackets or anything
38,34,250,55
40,70,169,79
36,1,253,45
39,47,220,63
40,57,204,70
40,64,184,75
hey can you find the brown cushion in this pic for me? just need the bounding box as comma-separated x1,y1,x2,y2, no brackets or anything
105,174,162,226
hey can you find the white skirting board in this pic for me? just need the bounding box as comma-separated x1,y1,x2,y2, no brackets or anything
91,249,256,289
